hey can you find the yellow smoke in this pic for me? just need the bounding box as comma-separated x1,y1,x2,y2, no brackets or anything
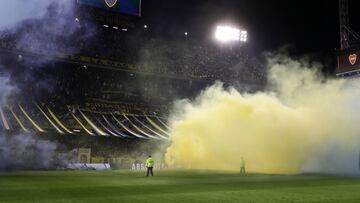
165,56,360,174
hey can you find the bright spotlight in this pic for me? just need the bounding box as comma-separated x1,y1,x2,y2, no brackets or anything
184,32,188,36
214,25,247,43
240,30,248,42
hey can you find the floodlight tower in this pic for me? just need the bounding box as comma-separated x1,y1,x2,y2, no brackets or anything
336,0,360,76
339,0,350,50
339,0,360,50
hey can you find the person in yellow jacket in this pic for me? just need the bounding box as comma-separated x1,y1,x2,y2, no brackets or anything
145,155,155,176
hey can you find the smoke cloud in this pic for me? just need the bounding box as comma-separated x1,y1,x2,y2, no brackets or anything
0,133,67,171
0,0,94,70
165,55,360,175
0,74,72,171
0,75,16,106
0,0,59,29
0,0,86,170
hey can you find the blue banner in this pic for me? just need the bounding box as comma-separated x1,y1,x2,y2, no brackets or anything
78,0,141,17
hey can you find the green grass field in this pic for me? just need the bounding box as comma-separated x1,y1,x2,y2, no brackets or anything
1,170,360,203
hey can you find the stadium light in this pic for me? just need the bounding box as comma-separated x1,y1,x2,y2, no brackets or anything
103,24,109,28
214,25,247,43
144,25,148,29
240,30,248,42
184,32,188,36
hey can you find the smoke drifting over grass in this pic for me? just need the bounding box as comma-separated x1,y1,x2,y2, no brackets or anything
0,133,62,171
165,55,360,175
0,74,71,171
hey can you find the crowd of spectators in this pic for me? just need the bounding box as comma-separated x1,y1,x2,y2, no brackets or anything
0,22,267,84
80,29,268,83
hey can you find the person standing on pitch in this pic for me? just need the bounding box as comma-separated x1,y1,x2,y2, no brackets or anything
240,157,246,175
146,155,155,177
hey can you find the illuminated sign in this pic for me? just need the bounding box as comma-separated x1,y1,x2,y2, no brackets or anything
337,51,360,74
104,0,118,8
78,0,141,16
349,54,357,65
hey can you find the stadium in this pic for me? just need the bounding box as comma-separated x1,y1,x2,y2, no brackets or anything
1,0,360,202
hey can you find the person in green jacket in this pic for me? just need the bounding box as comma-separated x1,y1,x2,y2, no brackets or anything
146,155,155,176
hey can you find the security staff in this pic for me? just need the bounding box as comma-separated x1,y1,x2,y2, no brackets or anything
146,155,155,176
240,157,246,175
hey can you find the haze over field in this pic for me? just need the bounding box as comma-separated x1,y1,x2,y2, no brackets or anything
166,55,360,175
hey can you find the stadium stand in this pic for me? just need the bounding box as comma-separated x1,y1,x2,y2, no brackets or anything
0,2,267,166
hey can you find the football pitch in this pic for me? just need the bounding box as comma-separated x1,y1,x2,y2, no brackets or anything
1,170,360,203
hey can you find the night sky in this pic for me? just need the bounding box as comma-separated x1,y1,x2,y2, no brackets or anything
141,0,360,56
